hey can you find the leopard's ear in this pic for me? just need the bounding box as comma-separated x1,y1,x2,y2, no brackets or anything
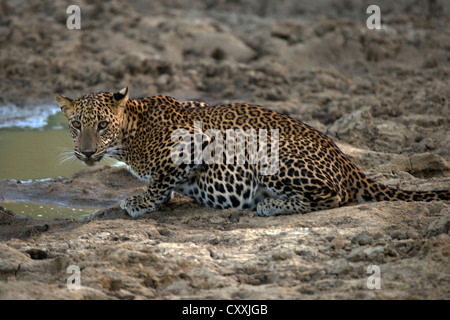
55,94,73,118
112,87,128,116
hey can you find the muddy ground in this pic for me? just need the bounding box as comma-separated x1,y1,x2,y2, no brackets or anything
0,0,449,299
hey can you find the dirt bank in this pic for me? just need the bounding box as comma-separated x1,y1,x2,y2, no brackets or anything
0,0,449,299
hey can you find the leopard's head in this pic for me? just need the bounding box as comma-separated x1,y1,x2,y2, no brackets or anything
56,88,128,166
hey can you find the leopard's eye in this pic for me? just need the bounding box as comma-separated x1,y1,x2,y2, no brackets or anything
72,120,81,130
98,121,109,131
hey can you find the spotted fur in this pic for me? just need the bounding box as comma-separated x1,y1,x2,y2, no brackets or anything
56,88,450,218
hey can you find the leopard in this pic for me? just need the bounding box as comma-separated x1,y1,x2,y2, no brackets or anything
56,88,450,218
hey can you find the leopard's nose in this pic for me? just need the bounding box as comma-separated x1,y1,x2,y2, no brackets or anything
81,150,96,158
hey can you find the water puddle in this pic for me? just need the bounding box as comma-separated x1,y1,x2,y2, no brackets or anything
1,200,97,220
0,104,118,219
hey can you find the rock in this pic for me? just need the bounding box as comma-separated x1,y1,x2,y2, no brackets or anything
19,256,72,273
363,246,386,263
427,211,450,237
272,250,291,261
351,231,374,246
327,258,349,275
409,153,449,177
184,31,256,63
328,106,374,145
347,246,367,262
0,243,31,272
347,245,386,263
89,206,130,221
329,236,346,250
389,230,418,240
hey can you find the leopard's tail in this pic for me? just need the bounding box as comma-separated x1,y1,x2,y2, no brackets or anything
357,178,450,203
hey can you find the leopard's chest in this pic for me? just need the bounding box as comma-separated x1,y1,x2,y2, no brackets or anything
127,165,153,183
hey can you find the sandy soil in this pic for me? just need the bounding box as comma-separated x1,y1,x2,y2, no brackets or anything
0,0,449,299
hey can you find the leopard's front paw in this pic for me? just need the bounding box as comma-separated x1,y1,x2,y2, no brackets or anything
120,195,152,218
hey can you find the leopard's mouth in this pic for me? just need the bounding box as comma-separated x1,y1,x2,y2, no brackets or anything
75,151,103,167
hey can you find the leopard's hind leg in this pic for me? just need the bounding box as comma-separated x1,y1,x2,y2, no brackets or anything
256,198,310,216
256,186,342,216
